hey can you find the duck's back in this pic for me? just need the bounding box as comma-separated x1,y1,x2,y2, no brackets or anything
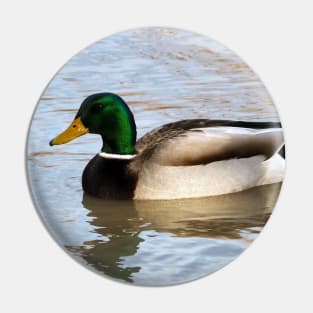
132,119,285,200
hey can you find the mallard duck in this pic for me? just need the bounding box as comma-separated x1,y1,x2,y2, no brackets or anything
50,93,285,200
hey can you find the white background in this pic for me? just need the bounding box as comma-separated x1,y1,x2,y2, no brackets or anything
0,0,312,312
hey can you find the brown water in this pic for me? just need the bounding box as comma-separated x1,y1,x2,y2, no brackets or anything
27,27,282,286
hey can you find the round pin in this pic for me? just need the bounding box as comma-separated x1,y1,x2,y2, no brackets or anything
26,27,285,286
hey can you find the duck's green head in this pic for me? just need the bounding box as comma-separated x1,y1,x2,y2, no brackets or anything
49,93,137,154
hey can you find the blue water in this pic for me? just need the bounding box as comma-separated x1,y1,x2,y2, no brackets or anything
27,27,281,286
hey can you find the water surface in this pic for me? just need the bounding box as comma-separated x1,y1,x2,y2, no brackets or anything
27,27,282,285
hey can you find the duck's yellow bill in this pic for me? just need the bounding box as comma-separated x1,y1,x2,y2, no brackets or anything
49,117,89,146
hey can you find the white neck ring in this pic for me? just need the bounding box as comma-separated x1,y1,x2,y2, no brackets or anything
98,152,137,160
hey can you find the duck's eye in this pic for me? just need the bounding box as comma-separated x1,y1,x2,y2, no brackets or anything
91,103,103,113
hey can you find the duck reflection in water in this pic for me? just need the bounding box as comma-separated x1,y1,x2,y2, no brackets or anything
66,183,281,284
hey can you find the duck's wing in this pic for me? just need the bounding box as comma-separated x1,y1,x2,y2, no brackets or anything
135,119,284,166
